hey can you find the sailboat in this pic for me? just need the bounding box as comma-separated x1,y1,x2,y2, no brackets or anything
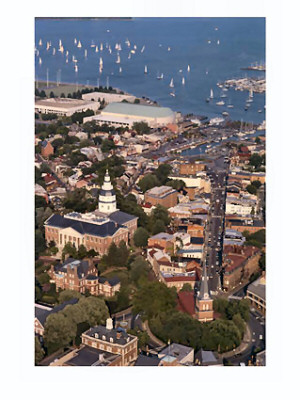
141,45,145,53
216,100,225,106
169,78,174,88
187,65,191,72
74,38,77,45
66,57,68,63
182,77,185,85
210,88,214,99
130,49,135,54
206,69,209,75
77,41,82,48
84,49,87,58
46,42,50,51
74,64,78,73
128,53,131,59
59,45,64,53
66,50,69,56
116,54,121,64
95,46,99,53
90,40,95,48
38,57,42,65
170,91,176,97
217,40,220,45
168,47,171,51
119,67,122,73
144,65,148,74
52,48,56,55
227,100,234,108
100,43,103,51
99,57,103,68
38,39,42,46
157,73,163,80
133,44,137,50
115,43,119,50
220,90,227,98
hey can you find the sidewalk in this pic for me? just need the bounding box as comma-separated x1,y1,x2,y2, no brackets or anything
142,320,165,348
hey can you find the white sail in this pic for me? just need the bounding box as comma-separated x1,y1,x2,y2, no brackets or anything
75,64,78,73
99,57,103,67
168,47,171,51
133,44,137,50
38,57,42,65
74,38,77,45
141,45,145,53
249,88,253,98
128,53,131,59
52,48,56,55
130,49,135,54
66,57,68,63
84,49,87,58
210,89,214,98
217,40,220,45
182,77,185,85
169,78,174,88
100,43,103,51
144,65,148,74
95,46,99,53
66,50,69,56
119,67,122,73
187,65,191,72
77,40,82,48
39,39,42,46
116,54,121,64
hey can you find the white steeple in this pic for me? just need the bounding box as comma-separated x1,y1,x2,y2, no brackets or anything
98,170,117,214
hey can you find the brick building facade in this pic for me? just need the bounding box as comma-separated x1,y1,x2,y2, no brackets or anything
144,186,178,208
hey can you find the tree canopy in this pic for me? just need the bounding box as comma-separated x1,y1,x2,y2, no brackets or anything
133,227,149,248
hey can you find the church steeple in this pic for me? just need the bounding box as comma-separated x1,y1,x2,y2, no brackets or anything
195,265,214,322
98,169,117,214
198,264,210,300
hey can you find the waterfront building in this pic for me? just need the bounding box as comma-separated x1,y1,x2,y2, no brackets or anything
35,97,99,116
82,91,135,103
83,102,176,128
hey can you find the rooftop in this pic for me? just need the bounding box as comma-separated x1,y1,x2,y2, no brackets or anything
35,97,95,109
65,346,120,366
159,343,194,362
102,102,174,118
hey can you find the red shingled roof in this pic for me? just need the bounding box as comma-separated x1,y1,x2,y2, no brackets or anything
177,291,195,316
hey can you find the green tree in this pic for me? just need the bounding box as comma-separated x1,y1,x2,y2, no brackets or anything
180,283,193,292
232,313,245,336
152,219,166,235
246,184,257,195
78,296,109,326
44,313,77,354
62,242,77,260
133,227,149,248
154,164,172,184
35,337,44,365
138,174,160,193
252,180,262,189
132,281,177,320
101,138,116,153
58,290,82,304
132,121,150,135
129,256,150,285
107,242,118,266
151,204,171,226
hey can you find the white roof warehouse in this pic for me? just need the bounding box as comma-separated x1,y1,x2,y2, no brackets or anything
83,102,176,128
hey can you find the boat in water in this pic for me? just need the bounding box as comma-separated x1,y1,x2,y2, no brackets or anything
38,57,42,65
84,49,87,58
169,91,176,97
216,100,225,106
222,111,229,116
157,73,163,80
144,65,148,74
217,39,220,45
95,46,99,53
187,65,191,72
210,89,214,99
100,43,103,51
141,45,145,53
182,77,185,85
74,38,77,45
52,48,56,55
74,64,78,73
116,54,121,64
39,39,42,46
119,67,122,73
169,78,174,88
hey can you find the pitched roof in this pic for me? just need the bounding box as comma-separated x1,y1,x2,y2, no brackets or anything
85,325,136,346
45,213,124,238
54,258,91,278
109,210,138,225
98,276,120,286
135,354,160,366
35,298,79,326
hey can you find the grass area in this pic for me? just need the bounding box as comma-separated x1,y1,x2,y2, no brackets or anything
35,81,93,97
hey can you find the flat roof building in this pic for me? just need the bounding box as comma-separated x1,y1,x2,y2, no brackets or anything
35,97,99,116
83,102,176,128
82,91,135,103
144,185,178,208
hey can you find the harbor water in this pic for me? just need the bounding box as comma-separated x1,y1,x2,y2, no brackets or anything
35,17,265,123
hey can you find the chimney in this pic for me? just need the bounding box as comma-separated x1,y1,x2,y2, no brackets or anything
106,318,113,330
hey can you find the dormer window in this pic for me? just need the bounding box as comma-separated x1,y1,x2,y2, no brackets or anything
110,337,114,343
102,335,106,340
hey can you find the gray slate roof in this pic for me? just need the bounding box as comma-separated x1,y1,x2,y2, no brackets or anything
109,210,138,225
45,213,124,237
159,343,194,362
54,258,90,279
35,298,79,326
65,346,120,366
85,325,136,346
135,354,160,366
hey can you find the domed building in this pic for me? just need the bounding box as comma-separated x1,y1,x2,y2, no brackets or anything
98,169,117,214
